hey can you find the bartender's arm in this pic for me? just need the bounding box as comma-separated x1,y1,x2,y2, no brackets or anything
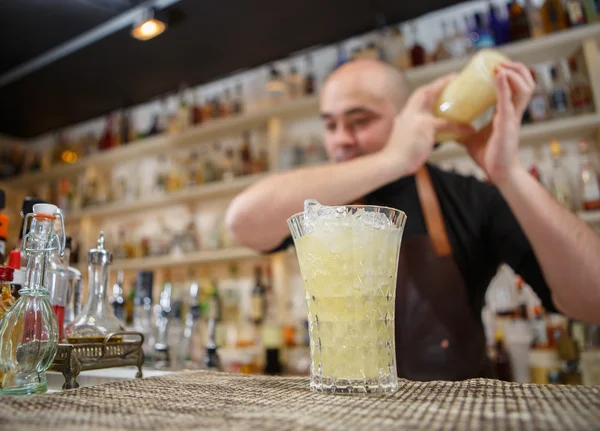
226,74,468,251
463,62,600,325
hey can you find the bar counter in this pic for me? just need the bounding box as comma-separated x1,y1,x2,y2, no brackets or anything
2,371,599,430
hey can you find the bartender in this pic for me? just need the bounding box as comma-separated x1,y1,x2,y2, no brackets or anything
225,59,600,381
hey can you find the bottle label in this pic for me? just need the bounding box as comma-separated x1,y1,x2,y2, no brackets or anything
567,2,586,25
529,95,549,121
550,89,568,113
583,173,600,202
251,296,264,321
571,85,592,110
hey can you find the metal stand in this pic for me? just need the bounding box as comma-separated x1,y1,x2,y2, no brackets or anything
49,332,145,390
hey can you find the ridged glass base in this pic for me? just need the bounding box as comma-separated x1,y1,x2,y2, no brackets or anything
0,373,48,396
310,374,398,395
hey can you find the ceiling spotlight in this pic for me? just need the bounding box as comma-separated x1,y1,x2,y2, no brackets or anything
131,8,167,41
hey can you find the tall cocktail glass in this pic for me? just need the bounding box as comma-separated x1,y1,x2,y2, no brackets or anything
288,201,406,395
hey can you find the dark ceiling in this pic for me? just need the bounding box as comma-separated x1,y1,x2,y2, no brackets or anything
0,0,464,138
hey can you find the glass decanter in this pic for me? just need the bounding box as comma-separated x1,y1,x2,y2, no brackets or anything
65,232,124,343
0,203,63,395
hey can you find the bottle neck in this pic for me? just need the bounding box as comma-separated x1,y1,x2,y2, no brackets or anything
87,261,109,302
24,217,57,291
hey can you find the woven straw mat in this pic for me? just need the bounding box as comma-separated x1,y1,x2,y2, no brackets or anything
1,371,599,431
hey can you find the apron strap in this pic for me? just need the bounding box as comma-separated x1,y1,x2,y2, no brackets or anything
415,165,453,257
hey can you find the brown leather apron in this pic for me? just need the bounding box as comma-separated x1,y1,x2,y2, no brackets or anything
393,166,493,381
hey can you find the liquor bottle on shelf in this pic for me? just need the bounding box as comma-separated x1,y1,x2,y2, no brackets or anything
471,12,496,50
526,0,545,38
202,95,214,120
508,0,531,42
240,132,253,176
221,88,233,117
177,84,191,131
432,21,452,62
409,22,426,66
362,41,380,61
578,141,600,211
192,92,204,125
528,69,550,123
287,65,304,99
446,19,474,58
541,0,568,33
99,114,116,151
548,63,572,118
154,277,173,368
109,270,127,324
304,54,316,96
334,44,348,70
549,141,574,210
347,46,360,61
132,271,155,365
212,96,222,119
250,266,267,326
490,5,510,46
187,150,205,187
182,277,204,366
387,27,411,69
568,57,593,114
267,65,286,103
0,189,7,264
233,83,244,114
120,109,134,145
148,101,165,137
582,0,598,22
565,0,587,26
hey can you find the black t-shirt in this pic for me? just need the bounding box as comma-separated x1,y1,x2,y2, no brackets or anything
271,163,556,317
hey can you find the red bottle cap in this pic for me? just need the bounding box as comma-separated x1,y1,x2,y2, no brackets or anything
7,250,20,270
0,266,14,282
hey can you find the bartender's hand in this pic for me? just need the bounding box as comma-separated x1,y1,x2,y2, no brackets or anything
380,73,474,175
461,62,535,184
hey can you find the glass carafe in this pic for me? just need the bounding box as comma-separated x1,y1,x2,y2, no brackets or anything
0,203,63,395
65,232,124,344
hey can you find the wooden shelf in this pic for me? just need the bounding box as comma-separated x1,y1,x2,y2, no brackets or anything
578,210,600,225
65,173,266,222
428,114,600,162
406,23,600,87
5,96,319,189
105,247,261,272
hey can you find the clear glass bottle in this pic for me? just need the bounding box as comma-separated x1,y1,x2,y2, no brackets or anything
109,270,127,324
180,279,203,368
548,64,572,118
409,22,426,66
287,65,304,99
304,54,316,96
153,277,173,368
132,271,155,366
525,0,545,38
568,57,593,114
549,141,574,210
528,69,550,123
433,21,452,62
0,203,62,395
267,65,286,104
65,232,124,343
578,141,600,211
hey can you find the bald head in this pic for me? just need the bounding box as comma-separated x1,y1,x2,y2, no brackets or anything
323,59,411,112
319,60,411,163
